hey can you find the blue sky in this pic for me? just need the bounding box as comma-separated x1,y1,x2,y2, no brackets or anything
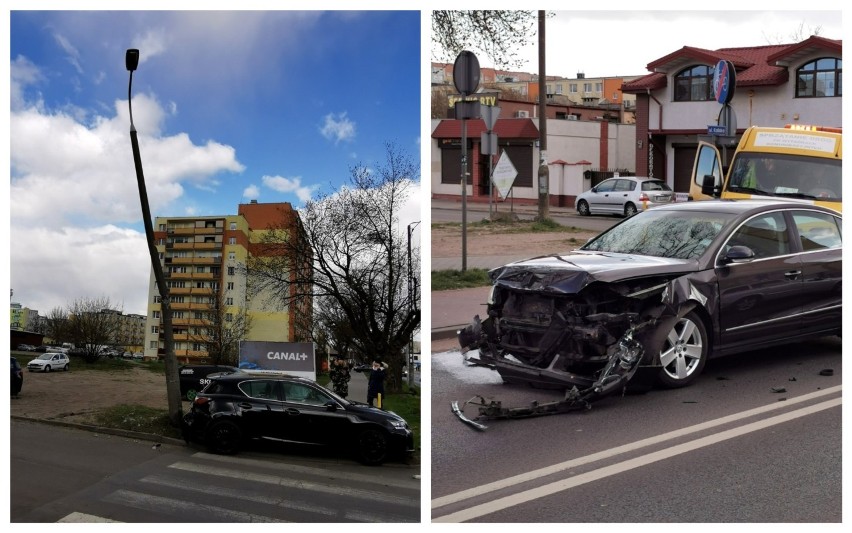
8,10,422,316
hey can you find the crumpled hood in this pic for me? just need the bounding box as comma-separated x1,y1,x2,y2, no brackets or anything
490,251,699,294
347,402,407,425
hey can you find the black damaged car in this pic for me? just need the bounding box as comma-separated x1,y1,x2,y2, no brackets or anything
182,373,414,465
459,200,841,400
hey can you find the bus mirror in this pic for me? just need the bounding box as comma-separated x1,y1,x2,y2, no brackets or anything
701,175,721,197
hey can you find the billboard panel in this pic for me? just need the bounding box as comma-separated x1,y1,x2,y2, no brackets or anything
238,341,316,381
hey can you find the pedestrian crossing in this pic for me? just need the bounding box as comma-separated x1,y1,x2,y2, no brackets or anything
55,450,421,523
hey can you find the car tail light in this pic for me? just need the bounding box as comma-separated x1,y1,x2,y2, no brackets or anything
638,193,649,202
193,396,210,410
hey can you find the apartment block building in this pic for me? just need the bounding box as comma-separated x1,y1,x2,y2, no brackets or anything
144,200,311,363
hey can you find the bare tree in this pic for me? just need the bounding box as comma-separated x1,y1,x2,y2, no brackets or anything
432,10,537,69
66,297,124,363
246,142,420,392
42,307,70,346
763,21,822,44
189,289,253,366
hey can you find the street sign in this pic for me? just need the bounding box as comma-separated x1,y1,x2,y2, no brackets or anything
491,151,518,200
481,131,498,155
713,59,736,105
481,105,501,131
453,51,480,96
707,125,727,135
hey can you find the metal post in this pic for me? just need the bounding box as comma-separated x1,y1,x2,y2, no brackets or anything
461,118,467,272
406,221,420,388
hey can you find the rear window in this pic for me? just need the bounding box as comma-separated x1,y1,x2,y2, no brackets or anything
641,180,672,191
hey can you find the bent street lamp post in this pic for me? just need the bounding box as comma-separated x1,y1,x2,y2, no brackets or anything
125,49,182,426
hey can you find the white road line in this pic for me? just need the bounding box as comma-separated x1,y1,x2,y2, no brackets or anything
140,473,417,523
192,451,419,490
432,385,841,509
103,489,284,522
433,396,841,522
57,512,121,523
169,461,419,508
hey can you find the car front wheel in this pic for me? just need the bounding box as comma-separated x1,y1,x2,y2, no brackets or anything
656,311,708,388
44,365,51,373
356,428,389,466
207,420,243,455
63,364,69,371
577,200,590,216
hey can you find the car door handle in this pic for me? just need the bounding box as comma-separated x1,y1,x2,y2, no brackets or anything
285,408,301,415
784,270,802,280
238,402,253,409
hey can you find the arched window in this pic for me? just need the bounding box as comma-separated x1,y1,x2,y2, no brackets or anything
796,58,842,97
674,65,715,102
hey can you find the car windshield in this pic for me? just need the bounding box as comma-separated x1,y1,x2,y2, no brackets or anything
36,353,55,360
582,209,736,259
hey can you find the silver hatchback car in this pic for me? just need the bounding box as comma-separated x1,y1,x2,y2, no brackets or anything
575,176,673,217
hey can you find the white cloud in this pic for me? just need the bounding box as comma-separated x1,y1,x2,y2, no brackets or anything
261,175,317,204
320,112,356,144
52,32,83,74
11,225,152,316
131,28,169,65
243,184,260,200
10,55,44,111
10,80,246,317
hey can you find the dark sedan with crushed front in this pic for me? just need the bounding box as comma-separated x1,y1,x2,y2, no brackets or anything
182,373,414,465
459,200,841,398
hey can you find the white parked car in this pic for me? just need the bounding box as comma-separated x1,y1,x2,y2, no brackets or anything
575,176,674,217
27,352,70,372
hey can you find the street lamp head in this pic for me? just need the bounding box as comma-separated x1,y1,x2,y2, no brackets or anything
125,49,140,72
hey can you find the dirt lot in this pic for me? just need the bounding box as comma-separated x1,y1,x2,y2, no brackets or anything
10,363,170,424
431,223,598,258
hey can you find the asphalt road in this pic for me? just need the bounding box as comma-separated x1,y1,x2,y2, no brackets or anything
11,420,420,523
430,337,841,523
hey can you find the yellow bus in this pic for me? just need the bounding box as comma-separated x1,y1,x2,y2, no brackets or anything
690,124,842,212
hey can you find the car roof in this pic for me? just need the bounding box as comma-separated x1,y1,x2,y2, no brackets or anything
646,199,841,216
211,372,308,383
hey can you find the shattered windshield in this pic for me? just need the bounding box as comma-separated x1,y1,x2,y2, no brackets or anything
582,210,736,259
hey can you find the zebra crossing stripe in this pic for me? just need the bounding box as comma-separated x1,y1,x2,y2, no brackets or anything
57,512,121,523
103,489,284,522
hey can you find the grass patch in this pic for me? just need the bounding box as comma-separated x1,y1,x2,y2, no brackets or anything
434,218,586,236
383,384,421,456
92,404,183,440
432,268,491,290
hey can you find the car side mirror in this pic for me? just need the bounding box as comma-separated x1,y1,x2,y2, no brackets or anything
723,245,755,264
701,175,721,197
325,401,338,411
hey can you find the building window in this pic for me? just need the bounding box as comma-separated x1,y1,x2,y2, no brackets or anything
226,297,233,306
229,252,236,261
555,84,563,94
796,58,842,98
154,295,161,303
196,266,206,273
230,222,237,230
226,313,233,322
153,311,160,319
150,341,158,349
151,326,159,334
569,83,577,93
227,282,234,290
583,82,592,92
228,267,235,275
595,82,602,92
229,237,237,245
674,65,714,101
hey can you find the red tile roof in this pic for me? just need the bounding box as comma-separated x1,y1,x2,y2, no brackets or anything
622,36,841,93
431,118,540,139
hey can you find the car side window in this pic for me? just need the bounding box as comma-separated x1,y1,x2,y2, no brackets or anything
614,179,635,192
793,211,842,251
727,212,790,259
595,180,615,193
240,380,279,400
282,383,329,406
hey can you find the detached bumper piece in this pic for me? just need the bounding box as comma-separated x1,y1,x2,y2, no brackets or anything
452,319,650,430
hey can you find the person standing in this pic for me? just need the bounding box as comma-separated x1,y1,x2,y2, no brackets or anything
329,357,351,398
366,359,388,408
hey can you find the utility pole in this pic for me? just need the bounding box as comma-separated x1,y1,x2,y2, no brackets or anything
536,10,550,221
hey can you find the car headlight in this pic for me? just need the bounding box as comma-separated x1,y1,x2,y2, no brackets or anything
487,285,496,305
388,419,408,430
